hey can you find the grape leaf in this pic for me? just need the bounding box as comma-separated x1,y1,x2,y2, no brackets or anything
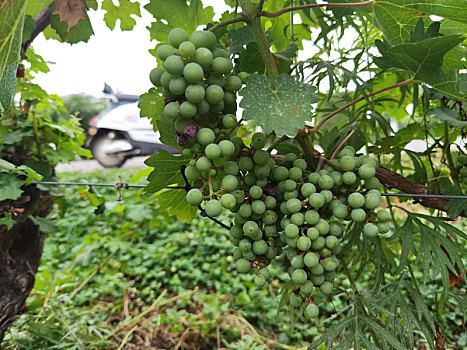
228,26,256,55
30,216,58,233
239,74,318,137
0,63,17,111
442,185,467,218
429,107,467,127
158,188,197,221
373,0,467,45
102,0,141,31
49,1,94,44
0,0,27,81
374,35,466,100
145,0,214,44
138,87,164,121
145,150,191,193
0,173,24,201
0,213,15,230
156,118,180,151
53,0,88,30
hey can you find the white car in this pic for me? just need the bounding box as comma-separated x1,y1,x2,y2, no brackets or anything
86,102,177,167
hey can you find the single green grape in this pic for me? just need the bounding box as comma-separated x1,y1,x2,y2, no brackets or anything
205,199,222,217
168,28,188,48
222,175,239,191
156,44,175,61
305,304,320,318
164,55,184,75
291,269,307,284
297,236,312,251
197,128,216,146
186,188,203,206
236,258,251,273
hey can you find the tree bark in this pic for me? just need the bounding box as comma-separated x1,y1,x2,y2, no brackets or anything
0,186,53,342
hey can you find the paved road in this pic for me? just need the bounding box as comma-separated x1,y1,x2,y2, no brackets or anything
56,156,148,173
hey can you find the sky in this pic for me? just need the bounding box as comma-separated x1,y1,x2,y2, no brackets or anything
33,0,231,98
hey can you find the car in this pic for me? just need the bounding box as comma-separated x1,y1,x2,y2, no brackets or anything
86,101,178,167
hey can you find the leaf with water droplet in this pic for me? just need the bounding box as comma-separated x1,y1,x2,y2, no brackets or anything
239,74,318,137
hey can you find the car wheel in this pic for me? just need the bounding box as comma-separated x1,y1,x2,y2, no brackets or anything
91,133,127,168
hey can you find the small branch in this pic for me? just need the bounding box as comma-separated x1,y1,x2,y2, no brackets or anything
21,3,53,54
267,135,289,153
309,79,415,135
208,15,247,32
262,0,375,18
330,128,357,160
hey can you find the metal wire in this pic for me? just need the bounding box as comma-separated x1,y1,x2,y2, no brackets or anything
33,181,467,200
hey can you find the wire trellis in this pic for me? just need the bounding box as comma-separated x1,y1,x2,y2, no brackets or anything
33,165,467,229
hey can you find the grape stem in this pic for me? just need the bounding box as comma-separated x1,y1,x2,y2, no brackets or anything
306,78,416,135
330,128,357,160
266,134,289,153
261,0,375,18
207,15,248,32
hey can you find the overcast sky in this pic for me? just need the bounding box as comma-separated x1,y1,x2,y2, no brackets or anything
33,0,231,98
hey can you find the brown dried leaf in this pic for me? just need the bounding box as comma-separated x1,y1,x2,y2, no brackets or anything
53,0,88,30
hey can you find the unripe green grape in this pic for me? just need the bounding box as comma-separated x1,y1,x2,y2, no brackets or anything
251,132,266,149
218,140,235,157
325,235,339,249
185,84,205,103
286,198,302,213
239,204,252,218
286,248,298,260
205,143,221,159
318,175,334,190
286,237,298,248
315,219,330,235
368,189,382,198
320,247,332,258
333,203,348,219
309,193,325,209
307,227,319,240
377,222,390,234
292,269,307,284
168,28,188,48
211,57,233,74
236,258,251,273
253,150,270,165
190,30,216,49
290,255,305,270
193,48,213,71
169,76,187,96
205,85,224,104
285,223,299,238
243,220,259,236
160,71,173,88
179,101,197,118
284,152,298,164
310,274,325,286
348,192,365,208
222,175,239,191
253,240,268,255
301,183,316,197
183,62,204,83
244,173,257,186
233,247,243,260
363,223,379,237
222,114,237,129
231,190,245,205
305,210,320,225
254,274,267,287
293,159,307,171
364,194,380,210
265,196,277,209
224,90,237,105
264,225,277,237
254,165,270,178
320,190,333,203
196,156,212,172
274,166,289,181
230,225,244,240
243,250,255,260
224,161,239,175
324,270,336,282
259,267,271,280
212,47,229,59
237,71,249,82
361,156,378,168
288,167,302,181
376,209,390,221
225,75,242,92
359,164,376,179
329,221,343,238
342,171,357,185
163,101,180,120
350,208,366,223
262,210,277,225
205,199,222,217
197,128,216,146
297,236,312,251
284,179,297,192
156,44,175,61
308,173,320,185
320,258,336,272
256,178,268,187
290,212,304,226
311,236,325,250
311,264,324,276
340,155,356,171
305,304,319,317
252,200,266,215
186,188,203,206
209,100,224,113
197,99,210,115
184,165,200,181
284,190,298,200
300,281,314,295
220,193,236,210
249,185,263,199
164,55,184,75
235,213,248,225
149,67,164,87
365,177,381,190
178,40,196,58
320,281,333,295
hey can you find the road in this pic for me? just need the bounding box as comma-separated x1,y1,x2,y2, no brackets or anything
56,156,148,173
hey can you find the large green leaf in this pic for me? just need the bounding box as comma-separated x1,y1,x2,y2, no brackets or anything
145,150,191,194
0,0,27,81
101,0,141,31
373,0,467,45
138,87,164,121
374,35,466,100
0,173,24,201
145,0,214,43
239,74,318,137
0,63,17,111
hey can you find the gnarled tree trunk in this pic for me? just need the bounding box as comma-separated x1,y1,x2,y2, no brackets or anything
0,186,53,342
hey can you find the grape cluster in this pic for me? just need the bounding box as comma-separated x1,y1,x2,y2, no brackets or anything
150,28,390,320
456,154,467,185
